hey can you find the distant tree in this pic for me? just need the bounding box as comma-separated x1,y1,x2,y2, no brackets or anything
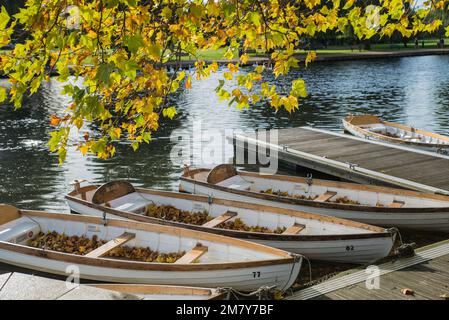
0,0,447,162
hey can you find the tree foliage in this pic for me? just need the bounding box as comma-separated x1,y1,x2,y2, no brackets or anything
0,0,447,162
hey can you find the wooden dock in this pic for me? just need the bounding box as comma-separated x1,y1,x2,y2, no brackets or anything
233,127,449,195
286,239,449,300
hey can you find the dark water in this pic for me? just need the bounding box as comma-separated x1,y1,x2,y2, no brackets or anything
1,55,449,212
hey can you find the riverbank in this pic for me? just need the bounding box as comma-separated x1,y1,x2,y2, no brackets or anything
170,48,449,68
1,48,449,79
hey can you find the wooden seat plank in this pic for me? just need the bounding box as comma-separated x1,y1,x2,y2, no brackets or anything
202,211,238,228
175,245,208,264
85,232,135,258
0,205,21,225
314,191,337,202
282,223,306,235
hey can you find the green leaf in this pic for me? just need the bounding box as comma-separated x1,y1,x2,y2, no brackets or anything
248,12,261,27
131,141,139,151
0,6,10,30
135,114,145,127
290,79,308,98
142,132,151,143
162,106,177,119
96,63,115,86
0,86,7,103
126,34,144,54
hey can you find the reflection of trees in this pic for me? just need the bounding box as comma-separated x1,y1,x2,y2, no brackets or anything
0,90,63,210
236,60,407,131
87,138,181,191
434,84,449,135
87,90,186,190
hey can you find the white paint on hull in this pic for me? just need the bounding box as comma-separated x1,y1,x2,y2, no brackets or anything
179,180,449,232
67,198,395,264
0,249,300,291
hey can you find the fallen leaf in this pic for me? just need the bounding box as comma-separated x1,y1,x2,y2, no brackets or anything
401,288,414,295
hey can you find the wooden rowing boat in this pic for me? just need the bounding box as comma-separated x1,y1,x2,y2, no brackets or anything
342,114,449,151
88,284,227,300
178,165,449,232
0,204,301,291
66,180,396,264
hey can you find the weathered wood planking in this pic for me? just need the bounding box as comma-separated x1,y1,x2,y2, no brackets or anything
233,127,449,194
317,254,449,300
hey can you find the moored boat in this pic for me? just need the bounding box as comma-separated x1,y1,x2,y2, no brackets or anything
179,165,449,232
66,180,397,264
0,204,301,291
89,284,227,300
342,114,449,151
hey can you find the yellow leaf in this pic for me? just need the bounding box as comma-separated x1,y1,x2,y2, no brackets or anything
209,62,219,72
0,86,6,103
254,65,265,73
50,115,61,126
110,127,121,140
343,0,355,10
228,63,239,73
162,106,177,119
79,145,89,156
240,54,249,64
223,72,233,80
73,118,83,130
305,51,317,67
185,75,192,89
87,30,97,39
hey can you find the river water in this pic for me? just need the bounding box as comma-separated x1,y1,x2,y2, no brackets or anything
1,55,449,212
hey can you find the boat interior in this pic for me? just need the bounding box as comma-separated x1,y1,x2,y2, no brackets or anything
0,205,283,264
346,115,449,145
70,181,386,236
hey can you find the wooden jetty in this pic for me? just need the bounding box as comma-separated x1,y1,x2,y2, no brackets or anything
232,127,449,195
286,239,449,300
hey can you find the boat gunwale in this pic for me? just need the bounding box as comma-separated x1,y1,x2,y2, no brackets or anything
180,168,449,214
0,209,297,271
343,116,449,147
65,186,395,241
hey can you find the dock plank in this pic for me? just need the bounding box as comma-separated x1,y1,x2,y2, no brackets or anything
234,126,449,193
287,239,449,300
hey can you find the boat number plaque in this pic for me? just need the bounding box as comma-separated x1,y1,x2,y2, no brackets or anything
87,225,101,233
193,203,205,211
252,271,261,278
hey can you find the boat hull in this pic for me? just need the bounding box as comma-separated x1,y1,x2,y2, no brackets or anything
0,208,302,292
342,118,449,152
0,247,300,291
179,180,449,232
67,198,395,264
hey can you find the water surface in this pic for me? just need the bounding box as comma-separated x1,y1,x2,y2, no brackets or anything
1,55,449,211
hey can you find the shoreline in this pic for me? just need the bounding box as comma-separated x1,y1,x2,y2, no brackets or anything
172,48,449,67
2,48,449,79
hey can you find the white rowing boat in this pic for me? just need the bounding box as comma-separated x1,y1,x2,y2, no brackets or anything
178,165,449,232
65,181,396,264
342,114,449,151
88,284,227,300
0,204,301,291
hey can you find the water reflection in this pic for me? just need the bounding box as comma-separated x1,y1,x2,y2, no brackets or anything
1,55,449,211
